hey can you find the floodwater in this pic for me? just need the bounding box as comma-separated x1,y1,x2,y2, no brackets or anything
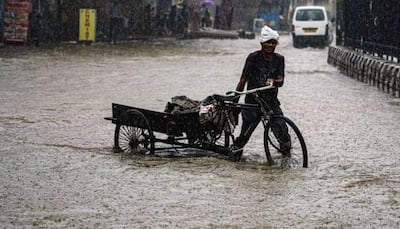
1,35,399,228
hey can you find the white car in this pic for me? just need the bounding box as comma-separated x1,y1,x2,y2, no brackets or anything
291,6,334,47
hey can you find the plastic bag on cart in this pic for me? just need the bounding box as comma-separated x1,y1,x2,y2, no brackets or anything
199,95,223,127
164,95,200,114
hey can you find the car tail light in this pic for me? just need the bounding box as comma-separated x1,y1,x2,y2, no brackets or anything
325,24,329,34
292,24,295,32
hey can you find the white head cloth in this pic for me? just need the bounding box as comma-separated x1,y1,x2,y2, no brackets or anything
260,26,279,43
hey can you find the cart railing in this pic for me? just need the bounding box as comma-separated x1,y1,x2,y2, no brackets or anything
109,103,203,136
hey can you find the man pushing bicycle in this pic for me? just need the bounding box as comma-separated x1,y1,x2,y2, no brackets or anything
234,26,291,161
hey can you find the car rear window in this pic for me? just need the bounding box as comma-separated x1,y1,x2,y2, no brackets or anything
295,9,325,21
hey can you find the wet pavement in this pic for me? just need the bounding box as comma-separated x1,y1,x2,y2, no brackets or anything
1,36,400,228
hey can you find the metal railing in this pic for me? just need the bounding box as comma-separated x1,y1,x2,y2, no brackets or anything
336,0,400,60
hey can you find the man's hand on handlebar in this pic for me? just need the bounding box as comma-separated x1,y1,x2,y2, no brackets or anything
266,78,274,86
267,75,284,87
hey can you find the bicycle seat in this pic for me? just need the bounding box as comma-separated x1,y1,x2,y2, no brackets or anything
212,94,239,103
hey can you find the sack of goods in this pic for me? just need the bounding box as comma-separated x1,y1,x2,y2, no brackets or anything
164,95,200,114
198,96,222,126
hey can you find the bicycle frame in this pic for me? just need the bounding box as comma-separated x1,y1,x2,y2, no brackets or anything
212,85,276,147
223,84,277,122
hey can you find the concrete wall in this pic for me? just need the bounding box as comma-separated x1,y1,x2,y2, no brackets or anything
328,46,400,98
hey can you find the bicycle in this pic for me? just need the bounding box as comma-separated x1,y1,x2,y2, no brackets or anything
209,84,308,168
106,85,307,168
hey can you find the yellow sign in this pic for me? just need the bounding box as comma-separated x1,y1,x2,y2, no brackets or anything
79,9,96,41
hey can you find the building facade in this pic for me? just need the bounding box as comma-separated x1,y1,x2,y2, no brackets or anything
1,0,336,44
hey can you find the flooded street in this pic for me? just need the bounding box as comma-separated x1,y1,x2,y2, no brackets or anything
1,35,400,228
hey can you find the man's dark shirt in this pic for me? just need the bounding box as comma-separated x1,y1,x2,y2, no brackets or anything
242,51,285,104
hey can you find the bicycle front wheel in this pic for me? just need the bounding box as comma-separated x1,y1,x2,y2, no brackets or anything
264,116,308,168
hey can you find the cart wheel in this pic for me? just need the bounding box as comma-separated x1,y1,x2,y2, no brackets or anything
114,109,155,154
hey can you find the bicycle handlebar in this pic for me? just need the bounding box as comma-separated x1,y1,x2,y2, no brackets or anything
226,84,275,96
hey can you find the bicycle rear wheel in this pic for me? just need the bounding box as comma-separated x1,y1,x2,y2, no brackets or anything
264,116,308,168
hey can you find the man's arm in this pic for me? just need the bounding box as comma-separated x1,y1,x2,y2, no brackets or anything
266,56,285,87
236,73,247,92
233,73,247,124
